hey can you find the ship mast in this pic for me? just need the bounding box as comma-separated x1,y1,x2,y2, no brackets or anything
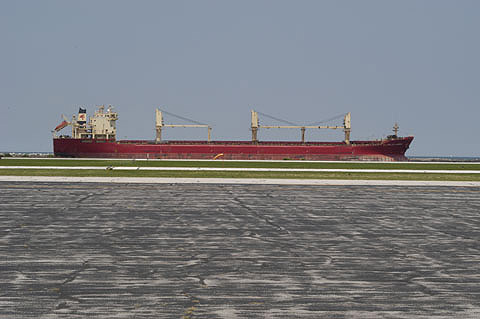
155,109,212,143
251,110,351,144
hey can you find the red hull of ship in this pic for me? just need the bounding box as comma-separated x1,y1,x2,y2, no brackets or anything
53,137,414,161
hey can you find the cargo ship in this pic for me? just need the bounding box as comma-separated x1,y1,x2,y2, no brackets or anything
53,105,413,161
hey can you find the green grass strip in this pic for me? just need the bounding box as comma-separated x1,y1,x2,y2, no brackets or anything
1,169,480,181
1,158,480,171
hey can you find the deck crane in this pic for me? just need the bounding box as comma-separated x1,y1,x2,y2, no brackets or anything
155,109,212,143
251,110,351,144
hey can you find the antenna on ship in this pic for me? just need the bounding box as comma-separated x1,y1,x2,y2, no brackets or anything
155,109,212,143
393,123,399,137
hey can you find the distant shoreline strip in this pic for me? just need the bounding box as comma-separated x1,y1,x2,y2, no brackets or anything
1,166,480,174
1,176,480,187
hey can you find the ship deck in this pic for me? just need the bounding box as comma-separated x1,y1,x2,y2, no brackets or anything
115,139,383,146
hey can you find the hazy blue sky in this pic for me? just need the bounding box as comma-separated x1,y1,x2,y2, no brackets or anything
1,0,479,156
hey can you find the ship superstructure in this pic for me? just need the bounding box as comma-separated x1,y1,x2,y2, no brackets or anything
54,105,118,140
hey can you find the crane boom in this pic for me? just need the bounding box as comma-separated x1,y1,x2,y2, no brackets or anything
251,110,351,144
